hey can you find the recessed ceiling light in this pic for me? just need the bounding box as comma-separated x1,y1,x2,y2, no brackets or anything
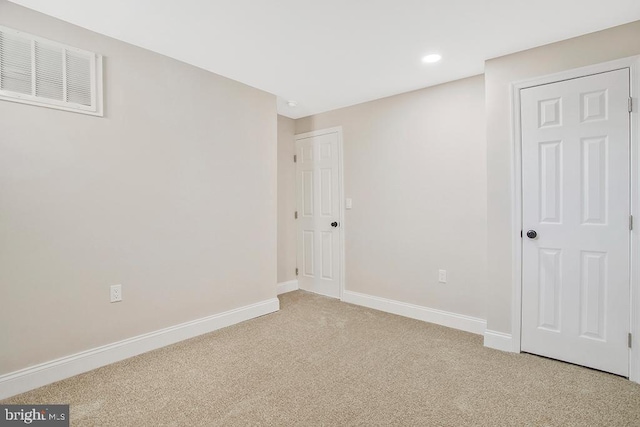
287,100,297,107
422,54,442,64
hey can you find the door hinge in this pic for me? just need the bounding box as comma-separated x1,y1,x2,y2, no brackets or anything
294,154,297,163
629,97,633,113
629,333,633,349
631,215,634,231
294,211,298,219
295,268,299,276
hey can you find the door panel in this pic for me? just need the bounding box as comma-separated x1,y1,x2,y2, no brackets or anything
539,140,562,223
580,250,607,340
321,231,333,279
303,230,314,277
521,68,630,376
538,248,561,332
320,169,333,216
296,132,342,298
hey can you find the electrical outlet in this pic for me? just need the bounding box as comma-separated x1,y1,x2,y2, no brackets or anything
438,270,447,284
110,284,122,303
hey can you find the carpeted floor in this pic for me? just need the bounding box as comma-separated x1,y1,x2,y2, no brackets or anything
3,290,640,426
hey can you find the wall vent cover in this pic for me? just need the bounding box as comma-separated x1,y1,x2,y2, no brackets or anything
0,25,102,116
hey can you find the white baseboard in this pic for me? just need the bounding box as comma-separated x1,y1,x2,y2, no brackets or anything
277,280,299,295
0,297,280,400
342,290,486,335
484,330,515,352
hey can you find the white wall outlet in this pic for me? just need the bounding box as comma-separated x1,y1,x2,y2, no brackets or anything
438,270,447,284
110,284,122,303
345,198,353,209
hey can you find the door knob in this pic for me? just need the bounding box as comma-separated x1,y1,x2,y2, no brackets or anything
331,221,339,228
526,230,537,239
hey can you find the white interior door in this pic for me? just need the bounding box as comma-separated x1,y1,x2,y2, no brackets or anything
295,130,342,298
521,68,631,376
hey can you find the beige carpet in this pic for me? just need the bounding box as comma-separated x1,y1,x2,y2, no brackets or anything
3,290,640,426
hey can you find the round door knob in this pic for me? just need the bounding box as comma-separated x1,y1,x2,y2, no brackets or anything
526,230,537,239
331,221,339,228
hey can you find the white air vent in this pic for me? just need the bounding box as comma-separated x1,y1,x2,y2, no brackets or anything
0,25,102,116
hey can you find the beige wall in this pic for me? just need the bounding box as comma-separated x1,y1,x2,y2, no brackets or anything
0,1,277,375
277,115,296,283
296,76,487,320
486,20,640,334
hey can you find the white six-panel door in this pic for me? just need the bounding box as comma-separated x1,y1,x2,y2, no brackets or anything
295,131,342,298
521,69,631,376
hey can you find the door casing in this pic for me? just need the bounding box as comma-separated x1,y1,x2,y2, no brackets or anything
510,56,640,383
294,126,346,300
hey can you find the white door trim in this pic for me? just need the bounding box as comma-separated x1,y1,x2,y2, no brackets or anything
510,56,640,383
294,126,346,300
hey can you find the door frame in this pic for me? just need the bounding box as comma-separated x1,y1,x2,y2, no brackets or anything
294,126,346,300
510,56,640,383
